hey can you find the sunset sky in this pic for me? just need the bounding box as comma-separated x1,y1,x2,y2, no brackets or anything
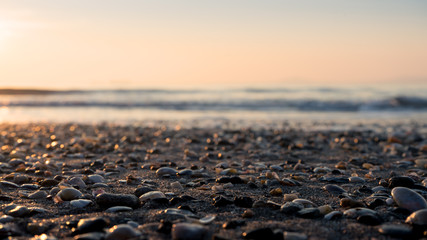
0,0,426,89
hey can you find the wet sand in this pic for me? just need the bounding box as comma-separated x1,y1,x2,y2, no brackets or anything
0,121,426,239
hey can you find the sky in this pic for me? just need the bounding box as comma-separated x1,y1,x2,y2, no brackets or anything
0,0,426,89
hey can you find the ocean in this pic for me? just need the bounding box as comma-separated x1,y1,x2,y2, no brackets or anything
0,85,426,125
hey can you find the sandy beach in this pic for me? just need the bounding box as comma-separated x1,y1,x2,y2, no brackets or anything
0,121,425,239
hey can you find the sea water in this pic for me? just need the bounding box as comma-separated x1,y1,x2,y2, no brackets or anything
0,85,426,125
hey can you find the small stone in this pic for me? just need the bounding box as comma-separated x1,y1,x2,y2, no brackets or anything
139,191,166,202
357,214,382,225
391,187,427,212
280,202,304,214
283,231,308,240
234,196,253,208
213,196,233,207
156,167,178,177
74,232,105,240
171,223,208,240
348,176,365,183
28,190,48,199
292,199,317,208
105,206,133,213
406,209,427,226
69,177,87,189
87,175,105,183
0,215,14,223
74,217,109,235
270,188,283,196
0,181,20,188
297,208,321,219
57,188,82,201
242,209,254,218
318,205,333,215
216,176,244,184
389,176,415,188
223,220,245,229
340,198,365,208
40,179,59,187
322,184,346,196
283,194,298,202
6,205,30,217
242,228,275,240
96,193,140,208
171,181,184,191
70,199,92,208
105,224,141,240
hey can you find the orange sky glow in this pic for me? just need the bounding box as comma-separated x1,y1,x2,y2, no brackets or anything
0,0,426,89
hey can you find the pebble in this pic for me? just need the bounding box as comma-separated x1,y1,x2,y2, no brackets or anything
213,196,233,207
292,199,317,208
322,184,346,196
134,187,156,197
163,208,196,218
139,191,166,201
87,175,105,183
156,167,178,177
388,176,415,188
171,223,208,240
105,206,133,213
105,224,141,240
242,209,254,218
69,177,87,189
95,193,140,208
405,209,427,226
356,214,383,225
340,198,365,208
74,217,109,235
5,205,31,217
297,208,321,218
391,187,427,212
171,181,184,191
242,228,275,240
280,202,304,214
234,196,253,208
283,194,298,202
318,205,333,215
57,188,83,201
348,176,365,183
28,190,48,199
70,199,92,208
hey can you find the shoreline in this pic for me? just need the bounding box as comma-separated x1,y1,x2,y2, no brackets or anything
0,121,425,239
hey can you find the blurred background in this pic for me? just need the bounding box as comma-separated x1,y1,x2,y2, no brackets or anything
0,0,426,123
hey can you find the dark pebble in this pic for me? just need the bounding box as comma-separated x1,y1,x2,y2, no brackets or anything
242,227,275,240
234,196,253,208
73,217,109,235
356,214,382,226
95,193,140,208
297,208,321,219
223,220,246,229
213,196,233,207
157,220,172,234
388,176,415,188
216,176,244,184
